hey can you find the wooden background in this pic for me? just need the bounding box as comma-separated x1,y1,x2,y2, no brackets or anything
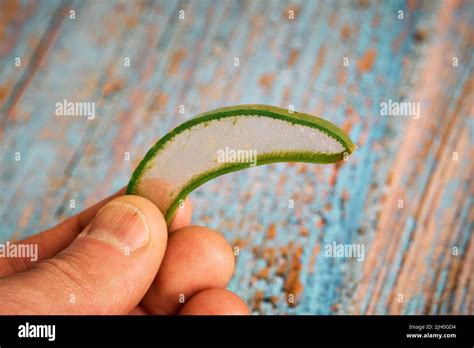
0,0,472,314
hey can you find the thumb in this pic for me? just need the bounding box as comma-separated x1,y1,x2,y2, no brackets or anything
0,195,168,314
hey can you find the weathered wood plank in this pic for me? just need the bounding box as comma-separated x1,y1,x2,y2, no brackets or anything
0,0,64,124
353,0,473,314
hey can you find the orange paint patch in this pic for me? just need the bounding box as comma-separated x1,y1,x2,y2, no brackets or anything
341,119,353,134
333,94,344,106
102,79,124,97
168,48,187,75
329,163,341,187
156,93,169,108
311,45,326,79
0,0,20,17
287,49,299,66
297,163,308,174
357,0,370,8
0,0,20,43
324,202,332,212
357,49,377,73
257,267,270,280
345,105,355,117
233,237,248,250
270,296,279,306
308,244,320,274
337,69,348,85
274,174,287,195
266,224,277,240
413,28,428,43
282,86,291,104
251,290,265,312
148,92,169,112
299,227,310,237
259,73,275,90
0,85,8,103
18,204,34,229
284,245,304,306
276,260,288,276
263,247,277,267
407,0,417,10
316,217,326,229
340,25,352,40
125,15,138,28
341,189,350,202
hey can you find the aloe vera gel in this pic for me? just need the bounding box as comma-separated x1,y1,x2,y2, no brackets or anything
127,105,355,223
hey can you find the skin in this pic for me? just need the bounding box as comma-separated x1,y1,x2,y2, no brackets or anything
0,188,250,315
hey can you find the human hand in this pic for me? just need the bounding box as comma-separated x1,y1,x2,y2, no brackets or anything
0,189,249,315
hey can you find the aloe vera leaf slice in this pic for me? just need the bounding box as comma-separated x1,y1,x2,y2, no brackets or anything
127,104,356,224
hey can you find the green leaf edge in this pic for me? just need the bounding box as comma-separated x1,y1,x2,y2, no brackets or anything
126,104,356,224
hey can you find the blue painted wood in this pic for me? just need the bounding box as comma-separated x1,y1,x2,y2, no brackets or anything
0,0,472,314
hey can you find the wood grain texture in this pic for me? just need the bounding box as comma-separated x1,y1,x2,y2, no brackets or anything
0,0,472,314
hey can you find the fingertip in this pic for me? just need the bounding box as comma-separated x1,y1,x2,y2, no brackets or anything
142,226,235,314
180,288,250,315
169,198,193,232
109,195,168,255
